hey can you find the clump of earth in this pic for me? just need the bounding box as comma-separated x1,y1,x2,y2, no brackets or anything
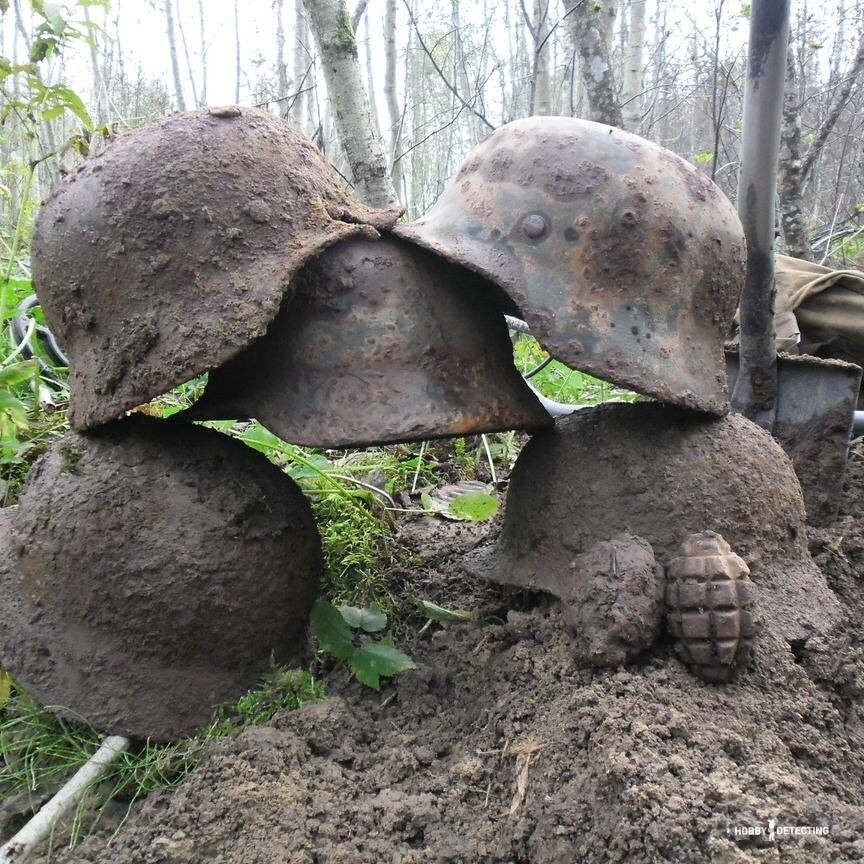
31,435,864,864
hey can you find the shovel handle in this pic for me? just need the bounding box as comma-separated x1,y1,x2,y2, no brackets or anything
731,0,790,427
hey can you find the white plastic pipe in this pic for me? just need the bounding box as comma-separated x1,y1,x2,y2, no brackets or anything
0,735,130,863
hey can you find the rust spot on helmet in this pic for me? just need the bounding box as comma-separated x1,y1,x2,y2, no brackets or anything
543,160,611,200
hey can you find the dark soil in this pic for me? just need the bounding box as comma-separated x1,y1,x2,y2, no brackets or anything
30,422,864,863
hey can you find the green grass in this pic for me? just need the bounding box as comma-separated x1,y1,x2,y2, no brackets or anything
513,333,641,405
0,668,326,849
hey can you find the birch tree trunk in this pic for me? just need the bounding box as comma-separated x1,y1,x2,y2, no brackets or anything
197,0,207,105
564,0,623,126
164,0,187,110
233,0,241,103
621,0,646,131
532,0,552,115
362,12,383,140
292,0,312,131
276,0,291,117
83,6,108,122
383,0,403,198
302,0,401,209
175,1,200,107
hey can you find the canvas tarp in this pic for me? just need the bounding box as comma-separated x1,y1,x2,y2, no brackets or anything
774,254,864,361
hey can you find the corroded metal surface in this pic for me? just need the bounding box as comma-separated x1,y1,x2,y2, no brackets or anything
0,416,322,741
184,236,552,448
476,402,839,646
727,351,862,526
32,107,400,431
397,116,745,416
666,531,755,683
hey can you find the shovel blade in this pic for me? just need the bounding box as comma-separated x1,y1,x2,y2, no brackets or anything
726,352,862,526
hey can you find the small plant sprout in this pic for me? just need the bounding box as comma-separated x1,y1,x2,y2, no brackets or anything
421,480,500,522
310,599,416,690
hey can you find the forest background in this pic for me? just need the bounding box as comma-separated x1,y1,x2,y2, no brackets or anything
1,0,863,264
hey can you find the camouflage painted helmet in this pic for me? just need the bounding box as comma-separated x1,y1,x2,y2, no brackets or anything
182,236,552,447
33,107,400,430
396,117,745,415
0,416,322,740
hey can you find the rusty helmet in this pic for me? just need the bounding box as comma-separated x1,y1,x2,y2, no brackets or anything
33,107,400,431
470,402,838,646
182,236,552,448
0,416,322,740
396,117,745,415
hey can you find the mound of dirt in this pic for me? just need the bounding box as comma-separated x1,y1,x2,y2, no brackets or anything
32,436,864,863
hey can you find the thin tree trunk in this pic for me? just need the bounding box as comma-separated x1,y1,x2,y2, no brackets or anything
175,0,200,107
302,0,401,209
164,0,186,110
293,0,310,129
361,11,382,139
621,0,646,131
197,0,207,105
383,0,403,199
564,0,623,126
532,0,551,115
276,0,291,117
84,6,107,122
233,0,241,104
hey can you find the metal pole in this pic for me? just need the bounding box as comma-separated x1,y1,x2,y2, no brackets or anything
731,0,791,428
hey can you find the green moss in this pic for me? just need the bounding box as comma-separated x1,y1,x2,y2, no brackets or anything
336,12,356,51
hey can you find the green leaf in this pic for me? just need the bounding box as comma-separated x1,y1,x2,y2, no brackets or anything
0,390,29,420
418,599,473,622
337,604,387,633
421,490,448,516
0,671,10,707
351,639,415,690
0,360,39,388
309,598,355,662
41,104,64,121
239,422,287,455
447,491,499,521
46,84,93,129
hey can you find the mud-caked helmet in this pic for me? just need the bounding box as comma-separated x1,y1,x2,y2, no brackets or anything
182,235,552,447
469,402,838,646
396,117,745,415
33,107,400,430
0,416,322,740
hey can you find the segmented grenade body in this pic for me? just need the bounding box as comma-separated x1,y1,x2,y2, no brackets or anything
666,531,755,683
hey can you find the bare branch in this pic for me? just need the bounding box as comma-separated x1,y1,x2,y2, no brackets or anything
401,0,496,131
800,32,864,180
351,0,368,32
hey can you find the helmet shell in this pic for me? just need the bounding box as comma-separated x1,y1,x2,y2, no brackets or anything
33,107,400,430
397,117,745,415
183,236,552,447
473,402,838,645
0,416,322,740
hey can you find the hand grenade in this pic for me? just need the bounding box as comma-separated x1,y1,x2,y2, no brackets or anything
665,531,755,683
